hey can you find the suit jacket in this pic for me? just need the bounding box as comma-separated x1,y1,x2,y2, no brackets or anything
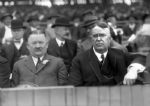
123,24,138,37
0,55,11,88
12,54,68,87
47,38,78,71
68,48,131,86
3,40,29,70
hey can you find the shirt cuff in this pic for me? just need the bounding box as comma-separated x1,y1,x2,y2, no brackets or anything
128,63,146,73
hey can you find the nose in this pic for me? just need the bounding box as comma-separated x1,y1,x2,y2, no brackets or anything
97,35,102,40
35,43,41,48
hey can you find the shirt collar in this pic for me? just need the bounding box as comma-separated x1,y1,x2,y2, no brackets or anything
32,56,44,66
14,38,23,43
56,38,65,47
93,47,108,62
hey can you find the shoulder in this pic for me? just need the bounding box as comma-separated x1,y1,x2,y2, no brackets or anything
47,54,63,62
73,49,90,60
66,39,77,45
108,48,125,58
14,56,28,66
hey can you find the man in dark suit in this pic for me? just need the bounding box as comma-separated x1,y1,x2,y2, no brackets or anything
68,22,132,86
3,19,29,70
12,31,68,87
47,17,78,72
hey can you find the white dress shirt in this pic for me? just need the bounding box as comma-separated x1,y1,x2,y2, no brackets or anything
32,56,44,66
14,38,23,50
56,38,65,47
93,47,108,62
2,25,13,44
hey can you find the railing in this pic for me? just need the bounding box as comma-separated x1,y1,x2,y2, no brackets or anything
1,85,150,106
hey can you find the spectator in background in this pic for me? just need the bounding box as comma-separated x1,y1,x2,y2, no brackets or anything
12,31,67,87
47,17,78,73
23,15,40,42
3,19,29,70
0,13,13,44
123,21,150,85
107,15,123,44
45,13,60,41
123,16,138,37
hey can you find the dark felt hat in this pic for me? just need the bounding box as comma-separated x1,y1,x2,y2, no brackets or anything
82,10,93,17
52,17,72,28
27,16,39,22
46,13,60,20
81,15,98,28
1,13,13,21
11,19,25,29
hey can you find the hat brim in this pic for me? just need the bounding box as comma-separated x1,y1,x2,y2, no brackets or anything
11,26,26,30
1,14,13,20
81,20,97,28
52,24,72,28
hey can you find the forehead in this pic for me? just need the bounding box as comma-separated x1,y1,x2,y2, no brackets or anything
28,34,46,42
90,25,110,35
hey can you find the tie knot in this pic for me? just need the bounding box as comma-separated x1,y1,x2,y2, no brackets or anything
100,54,104,62
37,58,41,62
60,42,64,47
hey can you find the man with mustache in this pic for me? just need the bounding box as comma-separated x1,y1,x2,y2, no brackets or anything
68,22,135,86
11,30,68,87
47,17,78,73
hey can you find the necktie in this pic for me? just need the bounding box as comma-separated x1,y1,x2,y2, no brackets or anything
99,54,104,69
101,54,104,63
60,42,64,47
36,58,41,70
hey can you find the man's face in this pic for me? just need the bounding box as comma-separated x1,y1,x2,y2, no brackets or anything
90,25,111,53
3,16,12,26
27,33,48,58
55,26,70,40
12,28,24,40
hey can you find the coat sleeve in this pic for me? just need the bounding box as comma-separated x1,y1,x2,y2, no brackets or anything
11,63,20,87
57,59,68,85
68,56,83,86
0,56,11,88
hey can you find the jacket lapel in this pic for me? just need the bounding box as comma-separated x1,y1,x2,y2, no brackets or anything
36,54,52,73
24,56,36,73
89,48,103,82
51,39,61,56
103,49,117,70
65,40,74,57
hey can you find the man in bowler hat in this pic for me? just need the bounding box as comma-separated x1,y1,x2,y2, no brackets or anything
47,17,78,73
3,19,29,70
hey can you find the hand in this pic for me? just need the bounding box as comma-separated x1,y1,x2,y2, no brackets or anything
123,67,138,85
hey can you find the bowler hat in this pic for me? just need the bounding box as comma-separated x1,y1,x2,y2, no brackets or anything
11,19,25,29
1,13,13,21
52,17,72,28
